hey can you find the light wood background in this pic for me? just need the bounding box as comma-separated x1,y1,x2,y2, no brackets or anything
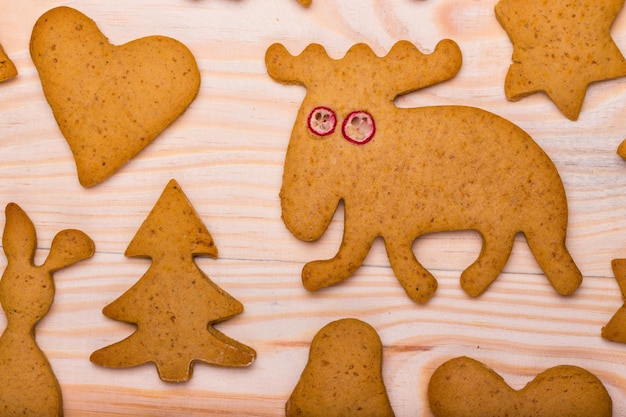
2,0,626,415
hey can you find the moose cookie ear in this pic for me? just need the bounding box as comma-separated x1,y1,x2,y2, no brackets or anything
44,229,95,273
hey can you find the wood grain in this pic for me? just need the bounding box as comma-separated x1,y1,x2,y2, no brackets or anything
2,0,626,415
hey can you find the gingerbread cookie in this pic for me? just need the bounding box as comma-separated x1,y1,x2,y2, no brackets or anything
428,356,612,417
0,203,94,416
495,0,626,120
617,140,626,160
30,7,200,187
286,318,394,417
266,40,581,303
0,43,17,82
601,258,626,343
90,180,255,382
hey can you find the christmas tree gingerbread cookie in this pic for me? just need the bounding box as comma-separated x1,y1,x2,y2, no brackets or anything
0,203,94,416
30,7,200,187
90,179,256,382
265,39,581,303
495,0,626,120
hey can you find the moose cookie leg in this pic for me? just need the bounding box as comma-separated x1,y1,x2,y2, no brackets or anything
526,227,582,295
301,218,375,293
385,238,438,303
460,231,516,297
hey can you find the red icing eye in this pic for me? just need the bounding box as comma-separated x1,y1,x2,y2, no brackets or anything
307,106,336,137
342,111,375,144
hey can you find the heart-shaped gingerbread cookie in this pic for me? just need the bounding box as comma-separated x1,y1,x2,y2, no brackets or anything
428,356,612,417
30,7,200,187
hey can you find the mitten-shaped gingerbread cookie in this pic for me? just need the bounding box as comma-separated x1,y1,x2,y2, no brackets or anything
428,356,612,417
0,203,94,416
286,318,394,417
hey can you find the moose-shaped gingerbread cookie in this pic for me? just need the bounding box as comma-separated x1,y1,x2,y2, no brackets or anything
265,39,582,303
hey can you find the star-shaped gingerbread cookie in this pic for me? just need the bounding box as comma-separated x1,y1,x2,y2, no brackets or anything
602,258,626,343
495,0,626,120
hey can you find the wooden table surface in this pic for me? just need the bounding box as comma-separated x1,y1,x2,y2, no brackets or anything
2,0,626,415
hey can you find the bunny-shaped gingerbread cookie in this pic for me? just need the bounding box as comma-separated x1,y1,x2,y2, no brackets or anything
0,203,94,417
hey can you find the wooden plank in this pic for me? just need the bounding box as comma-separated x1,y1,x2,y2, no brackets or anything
1,0,626,415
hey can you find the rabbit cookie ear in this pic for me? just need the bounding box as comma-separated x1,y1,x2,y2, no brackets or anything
43,229,95,273
2,203,95,271
3,203,37,266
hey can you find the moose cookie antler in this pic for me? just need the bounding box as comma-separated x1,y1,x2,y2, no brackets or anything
266,40,582,303
0,203,94,416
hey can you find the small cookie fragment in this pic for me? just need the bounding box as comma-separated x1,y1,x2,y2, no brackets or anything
296,0,312,5
90,179,255,382
266,40,581,303
0,203,94,417
428,356,612,417
495,0,626,120
601,258,626,342
0,43,17,82
617,140,626,160
30,7,200,187
286,318,394,417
